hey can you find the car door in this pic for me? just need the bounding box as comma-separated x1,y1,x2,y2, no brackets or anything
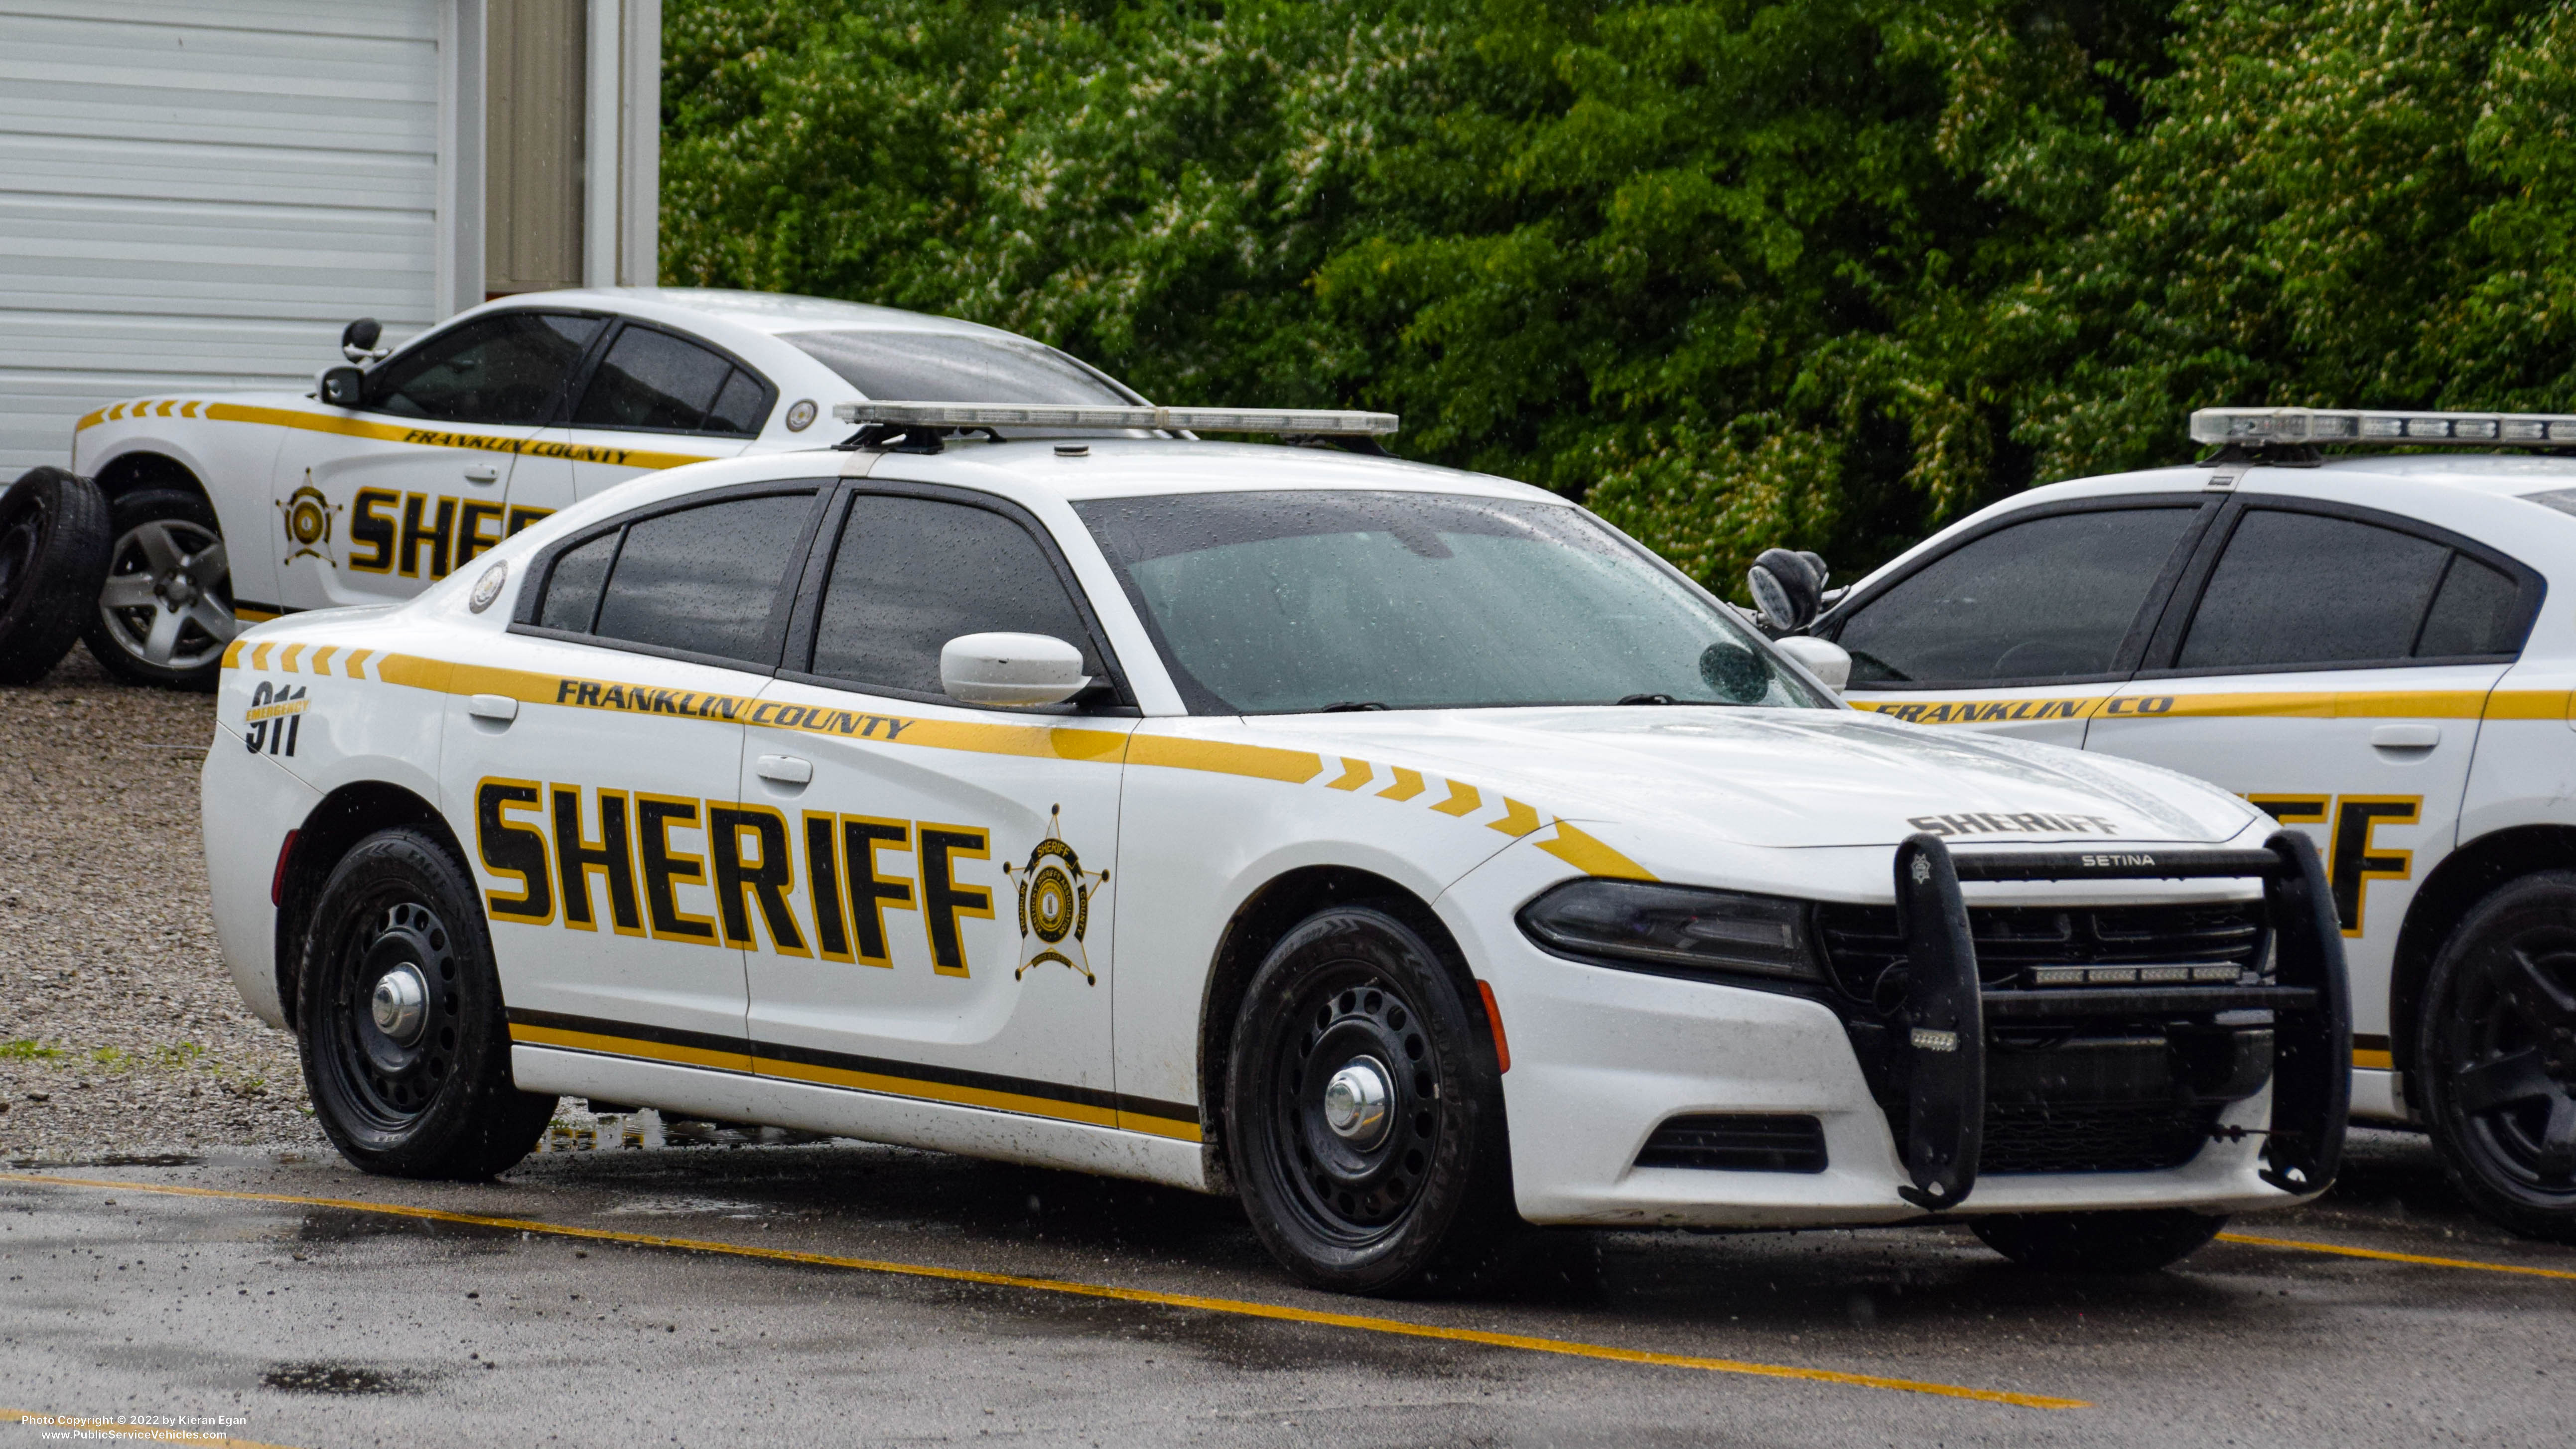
508,322,773,513
273,311,606,611
444,481,831,1081
1823,497,2217,746
740,483,1138,1139
2087,497,2542,1096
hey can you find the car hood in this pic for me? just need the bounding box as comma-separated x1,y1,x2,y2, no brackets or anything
1250,706,2257,849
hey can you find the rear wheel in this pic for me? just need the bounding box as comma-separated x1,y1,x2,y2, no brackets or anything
1972,1209,2226,1273
2421,872,2576,1242
298,828,554,1179
1226,905,1519,1295
83,486,235,689
0,467,111,684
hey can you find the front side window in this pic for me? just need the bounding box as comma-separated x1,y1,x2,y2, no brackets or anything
1076,491,1822,714
572,326,770,435
2176,509,2479,670
781,329,1133,405
810,495,1102,696
1833,507,2201,687
364,312,604,424
551,492,814,664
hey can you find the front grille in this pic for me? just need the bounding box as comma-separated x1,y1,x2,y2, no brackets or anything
1981,1101,2220,1174
1815,902,2267,1002
1636,1114,1828,1173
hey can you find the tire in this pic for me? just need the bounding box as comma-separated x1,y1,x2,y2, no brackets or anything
2419,871,2576,1242
82,486,235,690
1225,904,1520,1295
0,467,111,685
297,828,555,1180
1972,1209,2226,1274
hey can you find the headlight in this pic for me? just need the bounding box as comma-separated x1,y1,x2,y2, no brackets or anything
1516,879,1818,983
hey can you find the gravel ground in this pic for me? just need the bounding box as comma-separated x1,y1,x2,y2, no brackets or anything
0,645,325,1162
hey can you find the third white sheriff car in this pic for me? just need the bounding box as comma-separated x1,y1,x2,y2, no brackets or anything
1798,406,2576,1244
202,401,2350,1294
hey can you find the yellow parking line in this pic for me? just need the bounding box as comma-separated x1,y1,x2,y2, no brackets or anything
0,1406,298,1448
2217,1231,2576,1282
0,1172,2084,1410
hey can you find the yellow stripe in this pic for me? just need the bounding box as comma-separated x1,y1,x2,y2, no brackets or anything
1536,821,1656,881
0,1405,298,1449
2217,1231,2576,1282
2483,688,2571,720
277,643,304,672
508,1021,752,1074
75,407,108,431
1379,766,1427,801
341,647,372,679
76,397,714,470
2352,1048,2395,1070
308,644,338,675
1327,757,1374,790
0,1173,2087,1408
247,643,271,670
753,1053,1122,1130
231,605,280,623
1865,687,2507,726
1489,796,1543,837
220,640,246,668
1125,734,1323,784
1115,1109,1208,1142
1431,780,1484,817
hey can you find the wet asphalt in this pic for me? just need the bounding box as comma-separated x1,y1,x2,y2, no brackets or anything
2,1127,2570,1448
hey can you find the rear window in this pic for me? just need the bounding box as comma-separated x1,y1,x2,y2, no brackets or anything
780,329,1132,404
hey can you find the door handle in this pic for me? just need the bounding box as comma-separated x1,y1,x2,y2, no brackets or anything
755,754,813,785
2371,723,2440,750
463,463,501,485
467,694,518,723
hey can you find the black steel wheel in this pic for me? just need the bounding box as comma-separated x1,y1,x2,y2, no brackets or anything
2422,871,2576,1242
0,467,110,685
82,486,233,689
1972,1209,2226,1273
298,828,554,1179
1226,905,1518,1295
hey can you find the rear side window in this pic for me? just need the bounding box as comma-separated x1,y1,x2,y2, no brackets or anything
1833,507,2200,686
365,312,603,424
2175,509,2512,669
552,492,813,664
573,326,771,435
780,329,1132,405
809,494,1101,695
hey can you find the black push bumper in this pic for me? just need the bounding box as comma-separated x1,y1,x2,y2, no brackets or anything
1888,830,2351,1211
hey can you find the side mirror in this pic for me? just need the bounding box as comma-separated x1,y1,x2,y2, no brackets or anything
1773,635,1852,693
940,632,1089,706
341,317,385,363
1747,548,1828,634
317,366,364,407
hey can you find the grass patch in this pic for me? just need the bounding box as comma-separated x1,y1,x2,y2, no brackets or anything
0,1040,65,1061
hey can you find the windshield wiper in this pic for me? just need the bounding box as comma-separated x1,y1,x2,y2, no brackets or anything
1321,701,1387,712
1617,693,1677,705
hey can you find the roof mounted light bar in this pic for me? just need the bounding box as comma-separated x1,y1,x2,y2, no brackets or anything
831,401,1400,436
2191,406,2576,446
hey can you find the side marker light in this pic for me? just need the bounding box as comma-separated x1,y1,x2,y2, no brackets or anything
1477,980,1512,1073
271,829,299,907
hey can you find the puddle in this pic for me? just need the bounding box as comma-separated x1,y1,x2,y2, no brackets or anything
7,1153,203,1169
260,1362,437,1395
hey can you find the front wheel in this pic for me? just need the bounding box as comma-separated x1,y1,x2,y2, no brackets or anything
297,828,554,1179
1972,1209,2226,1273
1225,905,1519,1295
2420,872,2576,1242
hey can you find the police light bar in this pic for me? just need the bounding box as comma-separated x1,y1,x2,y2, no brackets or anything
831,401,1400,435
2191,406,2576,446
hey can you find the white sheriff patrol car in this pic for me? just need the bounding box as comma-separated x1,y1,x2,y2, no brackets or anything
63,289,1141,687
202,385,2352,1293
1784,406,2576,1242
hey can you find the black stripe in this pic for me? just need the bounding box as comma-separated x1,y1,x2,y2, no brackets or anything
507,1007,1201,1127
232,598,296,617
2353,1032,2392,1053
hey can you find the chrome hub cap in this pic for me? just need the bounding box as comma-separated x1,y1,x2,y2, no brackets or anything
1322,1059,1391,1146
370,963,429,1045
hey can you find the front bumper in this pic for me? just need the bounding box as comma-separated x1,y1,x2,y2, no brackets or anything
1442,832,2351,1229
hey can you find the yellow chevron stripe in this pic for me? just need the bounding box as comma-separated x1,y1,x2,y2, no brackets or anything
77,397,716,471
1535,821,1656,881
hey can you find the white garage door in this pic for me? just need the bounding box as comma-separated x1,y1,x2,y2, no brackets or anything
0,0,445,475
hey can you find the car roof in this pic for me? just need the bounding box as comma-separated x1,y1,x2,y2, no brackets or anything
481,286,1028,342
868,436,1562,504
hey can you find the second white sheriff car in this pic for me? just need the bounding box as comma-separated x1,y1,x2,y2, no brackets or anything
203,401,2349,1294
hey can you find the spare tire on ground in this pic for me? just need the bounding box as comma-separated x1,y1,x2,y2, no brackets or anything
0,466,113,685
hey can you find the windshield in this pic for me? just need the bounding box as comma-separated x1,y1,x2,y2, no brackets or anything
780,329,1134,404
1076,490,1826,714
